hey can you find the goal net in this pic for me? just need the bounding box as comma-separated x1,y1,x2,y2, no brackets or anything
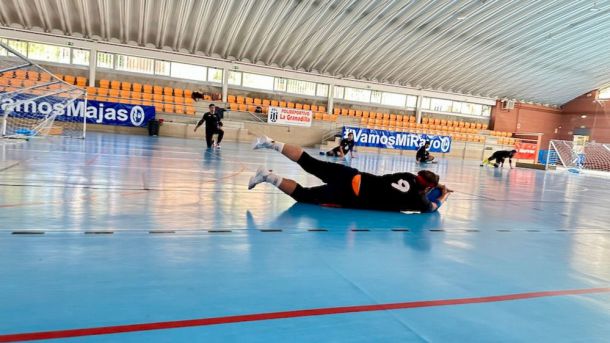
547,139,610,172
0,41,86,141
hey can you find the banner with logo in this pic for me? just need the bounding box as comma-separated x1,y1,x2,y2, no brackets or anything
343,126,452,153
514,142,537,159
267,106,312,127
80,100,155,127
1,95,155,127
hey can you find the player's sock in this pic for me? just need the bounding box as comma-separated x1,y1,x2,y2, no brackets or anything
248,167,283,190
252,136,285,152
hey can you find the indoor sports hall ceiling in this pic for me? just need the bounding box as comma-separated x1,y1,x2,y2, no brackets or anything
0,0,609,105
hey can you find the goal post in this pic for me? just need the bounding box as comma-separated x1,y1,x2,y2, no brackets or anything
0,40,86,141
547,139,610,173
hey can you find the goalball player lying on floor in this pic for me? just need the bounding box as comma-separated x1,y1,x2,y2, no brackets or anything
248,136,452,213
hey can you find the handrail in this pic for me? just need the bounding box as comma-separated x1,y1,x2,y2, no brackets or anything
243,111,266,123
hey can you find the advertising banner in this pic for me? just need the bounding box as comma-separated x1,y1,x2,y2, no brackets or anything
343,126,452,153
514,142,537,159
267,106,312,127
1,95,155,127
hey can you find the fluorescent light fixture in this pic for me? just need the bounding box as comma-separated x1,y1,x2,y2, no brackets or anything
590,1,600,11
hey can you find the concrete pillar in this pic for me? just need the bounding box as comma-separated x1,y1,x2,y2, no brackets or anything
88,47,97,87
327,84,334,115
415,95,423,123
222,68,229,103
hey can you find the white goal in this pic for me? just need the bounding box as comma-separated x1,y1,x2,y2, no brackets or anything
0,41,86,141
547,139,610,173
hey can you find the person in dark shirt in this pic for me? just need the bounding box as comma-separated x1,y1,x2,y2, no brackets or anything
416,141,435,163
191,91,204,101
481,149,517,168
323,132,355,158
249,136,452,213
194,104,224,149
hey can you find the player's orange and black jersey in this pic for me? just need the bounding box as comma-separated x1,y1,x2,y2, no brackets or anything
356,172,434,212
291,153,436,213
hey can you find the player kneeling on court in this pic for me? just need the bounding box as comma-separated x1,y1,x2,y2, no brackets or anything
416,141,435,163
481,149,517,168
194,104,225,149
321,132,355,158
249,136,452,213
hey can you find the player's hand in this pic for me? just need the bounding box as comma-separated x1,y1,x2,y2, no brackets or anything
194,128,197,132
439,184,454,194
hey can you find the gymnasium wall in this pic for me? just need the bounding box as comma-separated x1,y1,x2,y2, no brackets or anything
491,101,563,147
560,91,610,143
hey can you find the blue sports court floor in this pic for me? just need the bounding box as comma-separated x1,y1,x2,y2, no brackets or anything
1,133,609,342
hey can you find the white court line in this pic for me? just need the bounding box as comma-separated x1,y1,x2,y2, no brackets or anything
9,147,269,165
0,160,19,172
22,162,246,174
20,140,238,154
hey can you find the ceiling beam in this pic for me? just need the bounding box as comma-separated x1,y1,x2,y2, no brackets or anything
292,0,357,71
278,0,337,67
32,0,51,32
206,0,232,55
155,0,171,49
402,1,557,86
58,0,73,35
237,0,275,60
15,0,32,30
0,1,8,26
265,0,314,65
189,0,213,54
138,0,148,46
174,0,195,51
415,2,589,96
251,2,295,63
75,0,89,38
222,0,256,59
118,0,126,43
96,0,108,40
319,0,394,75
307,0,370,73
357,1,458,82
337,2,413,77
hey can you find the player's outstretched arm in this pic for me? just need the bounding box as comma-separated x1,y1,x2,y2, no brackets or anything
429,185,453,212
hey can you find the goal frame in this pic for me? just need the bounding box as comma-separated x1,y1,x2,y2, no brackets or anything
0,40,87,140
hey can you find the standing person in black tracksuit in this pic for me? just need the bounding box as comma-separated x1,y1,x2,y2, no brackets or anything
249,136,453,213
194,104,225,149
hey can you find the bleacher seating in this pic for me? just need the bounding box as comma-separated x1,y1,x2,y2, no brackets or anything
0,71,507,141
226,94,330,121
